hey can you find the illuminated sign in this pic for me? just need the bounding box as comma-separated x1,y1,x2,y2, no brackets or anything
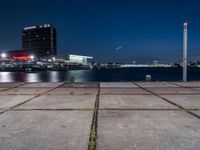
24,26,37,30
24,24,52,30
12,56,31,61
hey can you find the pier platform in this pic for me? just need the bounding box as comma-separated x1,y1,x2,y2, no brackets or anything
0,82,200,150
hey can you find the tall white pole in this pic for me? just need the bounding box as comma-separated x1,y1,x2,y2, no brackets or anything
183,22,188,82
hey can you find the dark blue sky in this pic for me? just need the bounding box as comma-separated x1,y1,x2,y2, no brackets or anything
0,0,200,63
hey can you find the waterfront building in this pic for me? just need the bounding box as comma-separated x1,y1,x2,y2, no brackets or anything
68,54,93,65
22,24,57,58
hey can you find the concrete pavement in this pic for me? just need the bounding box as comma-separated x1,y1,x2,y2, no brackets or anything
0,82,200,150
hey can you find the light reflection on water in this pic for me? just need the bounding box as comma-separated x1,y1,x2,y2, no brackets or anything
0,72,15,82
67,70,93,82
48,71,60,82
0,70,93,82
0,68,200,82
25,73,42,82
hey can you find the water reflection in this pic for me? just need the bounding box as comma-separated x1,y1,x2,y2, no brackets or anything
0,68,200,82
67,70,94,82
48,71,60,82
0,72,15,82
25,73,42,82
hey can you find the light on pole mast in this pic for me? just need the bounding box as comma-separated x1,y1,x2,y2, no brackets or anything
183,22,188,82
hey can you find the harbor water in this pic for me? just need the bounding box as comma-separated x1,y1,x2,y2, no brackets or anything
0,67,200,82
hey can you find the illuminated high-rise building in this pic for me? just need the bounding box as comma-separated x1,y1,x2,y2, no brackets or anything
22,24,57,57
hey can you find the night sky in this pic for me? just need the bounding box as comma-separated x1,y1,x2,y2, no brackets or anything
0,0,200,63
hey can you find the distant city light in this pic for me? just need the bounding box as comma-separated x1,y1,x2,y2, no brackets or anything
52,57,56,61
39,24,51,28
184,22,188,26
1,53,7,58
30,55,35,59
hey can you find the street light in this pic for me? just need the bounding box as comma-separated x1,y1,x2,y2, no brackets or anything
183,22,188,82
1,53,7,58
30,55,35,60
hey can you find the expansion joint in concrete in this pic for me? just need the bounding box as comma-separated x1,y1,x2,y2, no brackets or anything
10,109,94,111
169,82,200,92
0,83,65,115
133,82,200,120
0,82,26,92
88,83,100,150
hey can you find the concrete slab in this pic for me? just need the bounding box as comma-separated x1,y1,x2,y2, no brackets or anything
16,95,96,109
99,95,177,109
0,88,52,95
19,82,63,88
100,82,138,88
0,83,23,88
97,110,200,150
162,95,200,109
171,82,200,87
146,87,200,95
62,82,98,88
0,111,93,150
47,87,98,95
0,95,37,109
136,82,177,87
100,88,151,95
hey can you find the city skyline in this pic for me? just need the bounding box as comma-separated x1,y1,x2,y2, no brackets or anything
1,0,200,63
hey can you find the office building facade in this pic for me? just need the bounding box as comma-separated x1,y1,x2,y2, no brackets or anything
22,24,57,57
